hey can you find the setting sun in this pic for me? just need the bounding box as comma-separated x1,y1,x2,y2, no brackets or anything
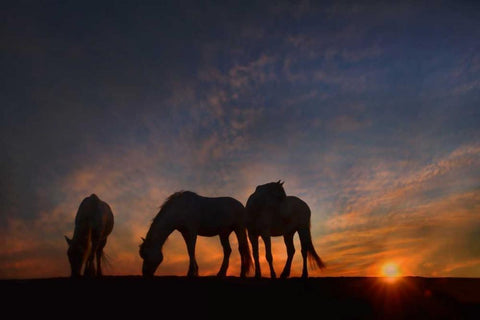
381,262,401,278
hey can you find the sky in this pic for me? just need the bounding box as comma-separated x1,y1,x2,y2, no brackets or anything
1,1,479,279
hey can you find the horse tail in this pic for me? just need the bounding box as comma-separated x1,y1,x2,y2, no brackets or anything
101,251,113,272
302,221,326,270
236,227,253,275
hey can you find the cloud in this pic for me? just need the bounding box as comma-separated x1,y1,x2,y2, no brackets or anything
228,54,276,89
329,115,372,132
314,69,368,92
2,2,480,279
304,144,480,277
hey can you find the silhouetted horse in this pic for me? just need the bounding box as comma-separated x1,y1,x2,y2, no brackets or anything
246,181,325,278
64,194,114,277
139,191,252,277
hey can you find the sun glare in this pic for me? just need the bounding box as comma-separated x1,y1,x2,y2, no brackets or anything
381,262,401,282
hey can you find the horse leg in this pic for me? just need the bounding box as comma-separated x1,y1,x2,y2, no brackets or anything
85,238,98,277
84,258,93,277
280,232,295,278
298,228,309,278
217,232,232,277
95,238,107,277
235,228,251,278
249,232,261,278
261,235,276,279
181,231,198,277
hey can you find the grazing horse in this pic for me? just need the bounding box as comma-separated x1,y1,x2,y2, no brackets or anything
246,181,325,278
139,191,252,277
64,193,114,277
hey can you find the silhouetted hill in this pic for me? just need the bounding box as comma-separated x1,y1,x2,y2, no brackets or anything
1,276,479,319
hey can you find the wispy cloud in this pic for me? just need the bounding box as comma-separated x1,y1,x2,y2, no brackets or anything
2,2,479,279
302,144,480,277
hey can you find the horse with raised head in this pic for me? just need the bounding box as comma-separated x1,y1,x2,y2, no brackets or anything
64,193,114,277
246,181,325,278
139,191,252,277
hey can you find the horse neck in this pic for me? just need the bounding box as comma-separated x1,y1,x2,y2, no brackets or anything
72,223,91,246
148,215,176,249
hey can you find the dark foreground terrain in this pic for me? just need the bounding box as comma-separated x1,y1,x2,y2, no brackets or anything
1,276,479,319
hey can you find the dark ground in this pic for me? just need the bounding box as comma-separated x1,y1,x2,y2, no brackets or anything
1,276,479,319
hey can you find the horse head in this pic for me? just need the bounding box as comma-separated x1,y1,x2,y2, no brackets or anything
247,180,287,214
139,237,163,277
65,236,86,277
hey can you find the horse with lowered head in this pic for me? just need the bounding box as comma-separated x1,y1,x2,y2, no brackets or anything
246,181,325,278
139,191,252,277
64,194,114,277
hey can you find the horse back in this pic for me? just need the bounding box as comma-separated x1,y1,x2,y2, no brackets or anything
284,196,310,221
199,196,245,216
75,194,114,237
266,196,310,235
194,195,246,231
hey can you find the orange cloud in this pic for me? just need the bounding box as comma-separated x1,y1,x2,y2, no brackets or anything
1,140,478,279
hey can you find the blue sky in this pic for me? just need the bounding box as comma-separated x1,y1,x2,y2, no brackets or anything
1,1,479,278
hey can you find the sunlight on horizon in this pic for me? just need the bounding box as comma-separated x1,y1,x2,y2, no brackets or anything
381,262,402,283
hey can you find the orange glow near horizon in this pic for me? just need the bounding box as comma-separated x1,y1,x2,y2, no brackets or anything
381,262,401,282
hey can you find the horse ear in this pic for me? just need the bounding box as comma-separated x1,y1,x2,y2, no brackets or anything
280,180,284,186
64,235,72,246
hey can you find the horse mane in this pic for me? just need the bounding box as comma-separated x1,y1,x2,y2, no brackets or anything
259,180,286,198
258,180,285,189
152,190,198,223
88,193,100,201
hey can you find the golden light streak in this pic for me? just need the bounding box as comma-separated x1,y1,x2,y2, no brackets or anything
381,262,401,283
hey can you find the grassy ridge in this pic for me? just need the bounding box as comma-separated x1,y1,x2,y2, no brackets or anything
2,276,479,319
